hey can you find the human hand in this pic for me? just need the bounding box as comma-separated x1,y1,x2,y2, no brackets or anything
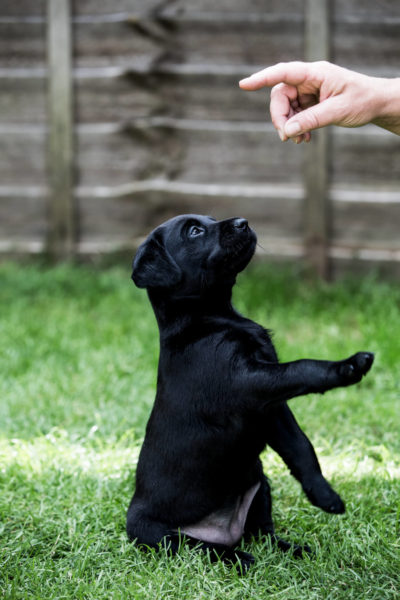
239,61,400,143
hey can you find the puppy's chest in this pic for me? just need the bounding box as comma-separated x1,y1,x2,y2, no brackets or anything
163,321,277,369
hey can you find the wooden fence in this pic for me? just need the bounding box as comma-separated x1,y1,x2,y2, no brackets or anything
0,0,399,276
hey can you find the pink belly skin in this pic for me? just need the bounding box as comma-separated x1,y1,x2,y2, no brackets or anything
179,481,261,547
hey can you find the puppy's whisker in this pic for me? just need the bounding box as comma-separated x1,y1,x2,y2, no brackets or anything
257,242,267,253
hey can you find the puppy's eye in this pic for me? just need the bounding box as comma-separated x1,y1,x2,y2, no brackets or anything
188,225,205,238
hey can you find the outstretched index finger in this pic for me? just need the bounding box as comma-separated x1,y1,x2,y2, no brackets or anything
239,61,311,91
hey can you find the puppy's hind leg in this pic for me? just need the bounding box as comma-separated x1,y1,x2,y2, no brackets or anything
244,470,312,558
126,503,173,550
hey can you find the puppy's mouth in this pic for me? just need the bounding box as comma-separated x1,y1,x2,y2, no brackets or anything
218,220,257,274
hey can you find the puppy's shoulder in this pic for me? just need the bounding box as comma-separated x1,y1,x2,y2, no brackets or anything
221,315,278,360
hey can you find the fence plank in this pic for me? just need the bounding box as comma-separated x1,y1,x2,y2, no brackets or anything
304,0,331,278
47,0,75,258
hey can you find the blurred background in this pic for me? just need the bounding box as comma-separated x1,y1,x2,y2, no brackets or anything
0,0,399,278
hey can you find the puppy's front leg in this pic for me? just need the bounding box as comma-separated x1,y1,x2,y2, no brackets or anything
243,352,374,405
265,403,345,513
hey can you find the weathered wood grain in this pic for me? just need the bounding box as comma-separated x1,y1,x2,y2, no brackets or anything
0,195,47,243
304,0,331,279
0,0,399,275
0,68,269,125
78,186,302,245
0,21,46,67
0,128,46,185
332,199,400,247
332,127,400,185
74,122,303,186
0,1,45,17
47,0,76,259
332,23,400,72
162,0,305,14
1,13,398,71
334,0,400,20
1,121,398,187
0,78,46,124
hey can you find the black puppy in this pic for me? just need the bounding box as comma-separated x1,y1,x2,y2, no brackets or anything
127,214,374,571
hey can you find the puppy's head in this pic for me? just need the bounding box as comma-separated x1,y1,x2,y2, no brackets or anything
132,214,257,294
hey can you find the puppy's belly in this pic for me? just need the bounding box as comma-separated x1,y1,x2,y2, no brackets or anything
179,482,260,547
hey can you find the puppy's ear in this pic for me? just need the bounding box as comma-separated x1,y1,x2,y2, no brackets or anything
132,236,181,289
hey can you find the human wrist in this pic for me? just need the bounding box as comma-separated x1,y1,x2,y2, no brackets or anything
371,77,400,135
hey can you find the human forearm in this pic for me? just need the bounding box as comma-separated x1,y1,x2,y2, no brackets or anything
371,77,400,135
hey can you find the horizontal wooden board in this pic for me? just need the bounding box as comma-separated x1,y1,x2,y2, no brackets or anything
331,126,400,185
0,22,46,67
151,19,303,68
0,77,46,123
0,1,45,16
2,119,399,187
0,128,46,185
334,0,400,20
0,68,270,124
2,181,398,248
330,256,400,280
157,1,305,15
0,122,303,186
70,1,159,16
1,12,398,73
0,20,159,69
332,23,400,73
78,189,302,244
0,16,303,69
76,71,270,123
0,195,47,241
3,0,397,21
75,122,304,186
332,198,400,248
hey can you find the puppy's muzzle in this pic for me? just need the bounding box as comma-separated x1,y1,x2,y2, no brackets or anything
233,218,249,232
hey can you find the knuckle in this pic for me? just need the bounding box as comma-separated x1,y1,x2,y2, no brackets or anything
271,83,285,96
304,112,320,130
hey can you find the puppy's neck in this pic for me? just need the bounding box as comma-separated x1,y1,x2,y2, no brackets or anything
148,285,235,331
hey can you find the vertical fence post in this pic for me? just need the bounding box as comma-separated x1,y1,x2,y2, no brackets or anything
304,0,331,279
47,0,75,260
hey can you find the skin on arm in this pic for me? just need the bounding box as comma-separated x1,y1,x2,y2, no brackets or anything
239,61,400,143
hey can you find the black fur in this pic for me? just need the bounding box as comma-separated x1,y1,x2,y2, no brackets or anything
127,214,374,572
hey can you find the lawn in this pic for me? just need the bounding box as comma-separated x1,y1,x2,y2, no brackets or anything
0,261,399,599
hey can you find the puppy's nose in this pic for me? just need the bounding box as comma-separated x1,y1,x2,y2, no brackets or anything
233,218,248,231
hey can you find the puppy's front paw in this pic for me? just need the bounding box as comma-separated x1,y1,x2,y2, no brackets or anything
338,352,374,386
304,478,345,514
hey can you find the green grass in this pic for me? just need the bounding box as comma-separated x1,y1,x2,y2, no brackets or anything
0,261,399,599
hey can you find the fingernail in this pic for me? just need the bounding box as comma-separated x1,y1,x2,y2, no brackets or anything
285,120,302,137
239,77,252,86
278,129,286,142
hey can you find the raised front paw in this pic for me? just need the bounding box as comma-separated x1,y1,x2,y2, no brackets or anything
304,477,345,514
338,352,374,386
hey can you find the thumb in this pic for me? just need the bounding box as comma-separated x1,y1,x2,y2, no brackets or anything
283,97,343,137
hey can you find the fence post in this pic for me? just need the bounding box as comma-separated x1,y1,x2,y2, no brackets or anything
304,0,331,279
47,0,75,259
